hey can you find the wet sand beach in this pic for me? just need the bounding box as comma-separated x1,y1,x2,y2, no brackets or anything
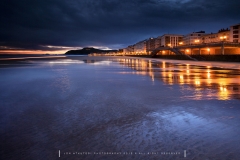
1,55,240,160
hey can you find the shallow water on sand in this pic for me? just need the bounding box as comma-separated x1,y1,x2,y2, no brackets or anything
1,56,240,160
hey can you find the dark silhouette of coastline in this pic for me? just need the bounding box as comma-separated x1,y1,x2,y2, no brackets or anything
65,47,117,55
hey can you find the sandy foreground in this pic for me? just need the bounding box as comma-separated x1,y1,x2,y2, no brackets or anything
0,55,240,160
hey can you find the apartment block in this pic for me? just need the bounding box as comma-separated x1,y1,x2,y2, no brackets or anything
155,36,161,49
134,40,146,53
201,29,230,43
146,38,156,52
183,31,205,45
123,45,134,54
230,24,240,43
160,34,183,47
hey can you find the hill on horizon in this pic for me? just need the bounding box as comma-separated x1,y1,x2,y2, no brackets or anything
65,47,117,55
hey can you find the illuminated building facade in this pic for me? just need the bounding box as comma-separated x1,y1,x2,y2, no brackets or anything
160,34,183,47
146,38,156,53
123,45,134,54
119,23,240,56
155,36,161,49
183,31,206,45
201,29,230,43
134,40,147,54
230,24,240,43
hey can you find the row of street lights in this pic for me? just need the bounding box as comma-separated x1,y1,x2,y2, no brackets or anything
185,48,210,55
177,36,227,46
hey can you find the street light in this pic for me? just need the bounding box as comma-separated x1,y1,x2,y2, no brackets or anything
207,48,210,55
194,40,199,42
220,36,227,55
220,36,227,41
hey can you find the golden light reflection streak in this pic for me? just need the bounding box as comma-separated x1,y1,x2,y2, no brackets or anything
195,80,200,86
219,86,229,100
218,80,229,100
148,60,152,72
168,72,173,84
135,59,139,71
147,61,154,82
162,61,165,69
149,60,152,68
161,69,167,83
186,64,190,75
179,74,184,84
185,64,190,83
150,72,155,81
143,61,147,70
207,69,212,84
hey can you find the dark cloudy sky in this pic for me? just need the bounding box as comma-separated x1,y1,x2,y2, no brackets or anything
0,0,240,54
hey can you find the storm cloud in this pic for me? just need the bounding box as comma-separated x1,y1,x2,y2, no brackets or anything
0,0,239,52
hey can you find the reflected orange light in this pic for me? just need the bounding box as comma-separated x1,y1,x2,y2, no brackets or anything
219,86,228,100
207,72,211,78
179,75,184,84
186,64,190,74
162,62,166,68
149,61,152,68
220,86,227,91
195,80,200,85
207,70,211,78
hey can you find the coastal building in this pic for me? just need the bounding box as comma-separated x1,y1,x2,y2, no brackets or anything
146,37,162,53
134,40,147,54
230,24,240,43
122,45,134,54
155,36,162,49
201,29,230,43
123,48,128,54
127,45,134,54
160,34,183,47
146,38,156,53
183,31,205,45
121,23,240,56
118,49,123,53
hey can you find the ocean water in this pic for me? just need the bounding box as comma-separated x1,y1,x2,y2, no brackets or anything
1,56,240,160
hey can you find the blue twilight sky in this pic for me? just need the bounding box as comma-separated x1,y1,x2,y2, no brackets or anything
0,0,240,54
